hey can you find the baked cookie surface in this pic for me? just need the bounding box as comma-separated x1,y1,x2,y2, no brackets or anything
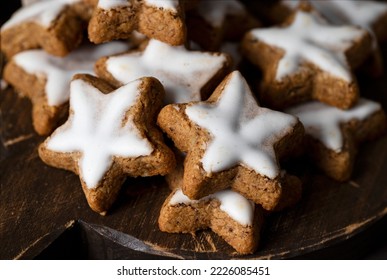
278,0,387,76
285,98,387,181
3,42,130,135
39,74,175,215
158,71,304,210
1,0,92,58
242,7,372,110
88,0,186,45
95,39,232,104
159,188,263,255
186,0,260,51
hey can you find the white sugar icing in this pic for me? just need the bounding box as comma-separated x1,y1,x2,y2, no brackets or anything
105,39,228,104
13,42,129,106
285,98,381,152
185,71,298,179
47,78,154,189
284,0,387,30
144,0,179,11
283,0,387,51
98,0,129,9
250,11,366,82
1,0,80,31
196,0,245,27
169,188,254,226
98,0,178,11
311,0,387,51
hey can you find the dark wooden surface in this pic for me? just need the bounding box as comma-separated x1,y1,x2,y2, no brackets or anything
1,1,387,260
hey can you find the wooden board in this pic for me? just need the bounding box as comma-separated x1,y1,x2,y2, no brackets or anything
1,2,387,260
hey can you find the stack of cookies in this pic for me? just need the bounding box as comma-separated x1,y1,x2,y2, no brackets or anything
1,0,386,255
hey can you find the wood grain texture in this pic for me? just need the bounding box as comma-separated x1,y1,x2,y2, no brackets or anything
1,2,387,260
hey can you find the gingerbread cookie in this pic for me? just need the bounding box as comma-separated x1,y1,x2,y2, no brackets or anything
241,7,372,110
157,71,304,210
159,135,301,255
186,0,260,51
39,74,176,215
273,0,387,76
165,149,303,213
262,0,301,24
1,0,93,58
285,98,387,181
304,1,387,41
3,41,130,135
311,0,387,76
273,1,387,39
88,0,186,45
95,39,232,104
159,188,264,255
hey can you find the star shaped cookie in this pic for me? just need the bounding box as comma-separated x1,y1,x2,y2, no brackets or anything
285,98,387,181
3,42,130,135
280,0,387,76
88,0,186,45
241,7,372,110
95,39,232,104
157,71,304,210
1,0,92,58
159,188,263,255
186,0,260,51
164,147,302,214
159,145,300,254
39,74,175,215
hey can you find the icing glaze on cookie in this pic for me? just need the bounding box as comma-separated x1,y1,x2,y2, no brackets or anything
13,42,129,106
250,10,366,82
185,71,298,179
196,0,245,27
98,0,129,9
46,78,154,189
312,0,387,51
170,188,254,226
302,0,387,28
145,0,179,11
283,0,387,51
105,39,229,104
285,98,381,152
1,0,80,31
